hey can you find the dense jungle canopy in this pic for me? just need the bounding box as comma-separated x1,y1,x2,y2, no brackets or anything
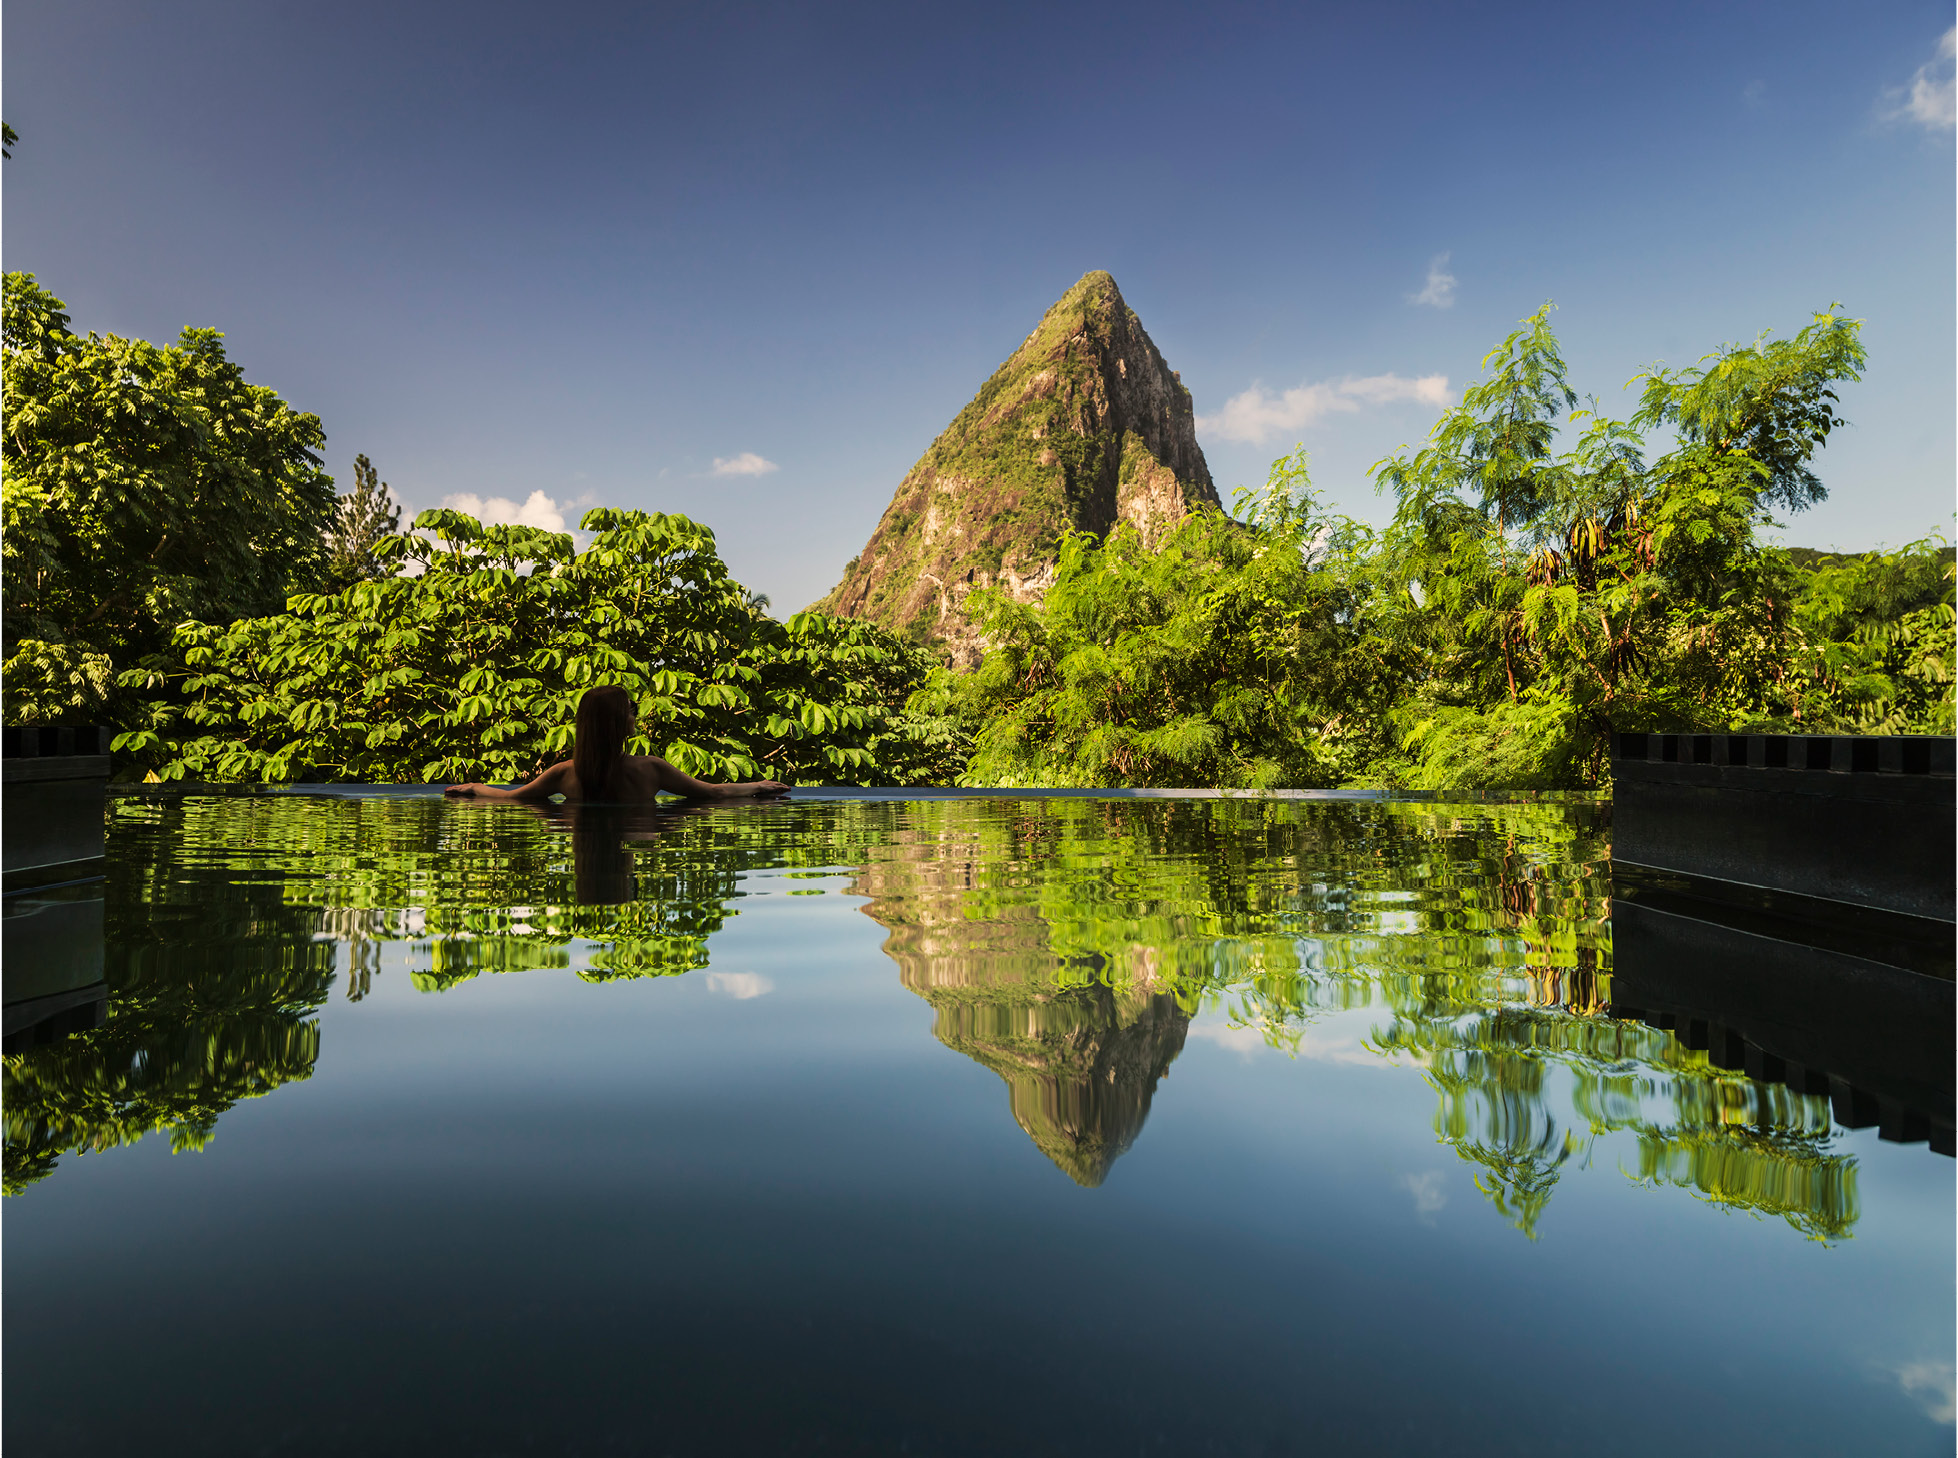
2,273,1950,790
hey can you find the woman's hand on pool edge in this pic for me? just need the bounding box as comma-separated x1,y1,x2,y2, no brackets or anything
720,779,792,799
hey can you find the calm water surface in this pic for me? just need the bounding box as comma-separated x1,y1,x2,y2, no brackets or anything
5,790,1952,1455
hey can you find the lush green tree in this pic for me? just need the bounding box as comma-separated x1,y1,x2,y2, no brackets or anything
324,452,403,587
1368,304,1903,787
952,451,1408,788
2,273,337,725
948,304,1943,793
1780,540,1955,734
120,505,964,786
4,813,337,1194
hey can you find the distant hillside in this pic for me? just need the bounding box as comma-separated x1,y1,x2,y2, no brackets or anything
1784,545,1956,573
817,271,1221,666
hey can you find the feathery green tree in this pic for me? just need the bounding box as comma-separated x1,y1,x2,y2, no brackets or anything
953,451,1408,788
324,453,403,587
1370,304,1885,786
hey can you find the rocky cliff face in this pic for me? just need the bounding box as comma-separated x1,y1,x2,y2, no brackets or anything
817,271,1220,667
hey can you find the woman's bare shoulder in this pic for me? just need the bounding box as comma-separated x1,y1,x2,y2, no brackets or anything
619,756,672,797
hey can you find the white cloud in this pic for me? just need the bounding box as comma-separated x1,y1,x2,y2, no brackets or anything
439,490,568,532
1197,372,1452,445
1400,1171,1448,1222
1896,1359,1956,1424
1409,252,1457,309
1881,27,1956,130
705,971,773,1000
1341,373,1453,408
710,452,780,478
1742,79,1768,109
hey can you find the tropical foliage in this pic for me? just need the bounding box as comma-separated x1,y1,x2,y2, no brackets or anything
2,273,338,726
953,451,1406,787
3,276,1947,791
117,506,963,786
1366,302,1890,786
958,305,1952,789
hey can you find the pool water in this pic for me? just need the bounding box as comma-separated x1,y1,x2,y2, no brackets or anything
5,790,1952,1455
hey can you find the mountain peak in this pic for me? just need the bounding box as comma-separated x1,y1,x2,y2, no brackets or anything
817,273,1219,665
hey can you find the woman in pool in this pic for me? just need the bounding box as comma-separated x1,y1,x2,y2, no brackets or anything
444,684,790,802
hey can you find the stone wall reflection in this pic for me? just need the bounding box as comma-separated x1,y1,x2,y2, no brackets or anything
3,851,333,1194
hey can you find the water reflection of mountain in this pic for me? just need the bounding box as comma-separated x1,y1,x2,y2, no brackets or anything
849,837,1189,1185
840,796,1872,1239
902,963,1187,1187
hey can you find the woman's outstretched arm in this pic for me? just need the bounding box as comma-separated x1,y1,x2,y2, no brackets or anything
645,757,790,799
444,761,572,800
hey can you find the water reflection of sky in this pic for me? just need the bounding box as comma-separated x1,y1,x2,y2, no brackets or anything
4,792,1950,1454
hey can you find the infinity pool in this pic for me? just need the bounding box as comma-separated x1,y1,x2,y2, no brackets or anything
5,790,1951,1454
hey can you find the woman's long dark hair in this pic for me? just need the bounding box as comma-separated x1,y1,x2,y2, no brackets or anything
572,685,636,800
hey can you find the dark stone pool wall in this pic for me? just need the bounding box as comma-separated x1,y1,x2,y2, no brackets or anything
1609,731,1955,1154
1611,731,1954,919
2,726,112,1052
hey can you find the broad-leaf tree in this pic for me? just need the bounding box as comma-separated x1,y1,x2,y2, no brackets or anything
120,506,964,787
2,273,337,725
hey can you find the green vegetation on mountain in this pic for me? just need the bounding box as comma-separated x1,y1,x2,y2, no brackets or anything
819,271,1222,663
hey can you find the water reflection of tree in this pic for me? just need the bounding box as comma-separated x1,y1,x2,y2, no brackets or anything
7,794,795,1191
120,795,786,995
4,818,335,1192
840,795,1857,1239
1365,998,1854,1241
11,790,1867,1241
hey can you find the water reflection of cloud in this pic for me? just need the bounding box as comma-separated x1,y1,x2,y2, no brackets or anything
705,972,774,1000
1186,1021,1269,1057
1187,1018,1389,1069
1297,1032,1390,1068
1399,1171,1448,1223
1895,1359,1955,1424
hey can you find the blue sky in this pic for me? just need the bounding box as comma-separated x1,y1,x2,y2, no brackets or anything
6,1,1952,610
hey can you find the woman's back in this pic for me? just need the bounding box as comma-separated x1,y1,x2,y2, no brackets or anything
445,684,787,803
556,755,670,802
